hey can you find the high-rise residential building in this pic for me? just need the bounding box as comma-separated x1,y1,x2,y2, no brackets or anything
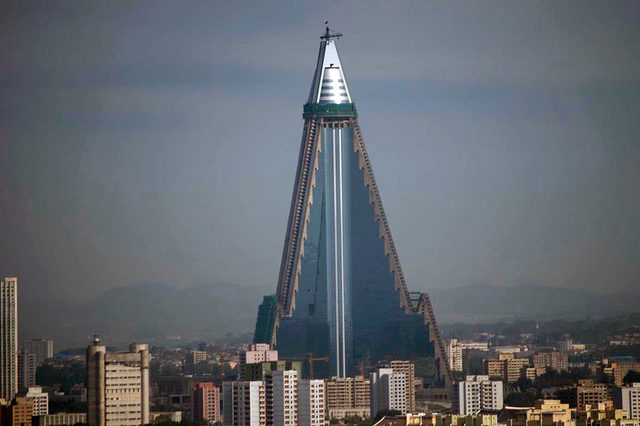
21,339,53,365
86,336,150,426
238,344,278,380
18,351,36,392
371,368,407,417
388,361,416,413
223,381,266,426
266,370,298,426
445,339,464,372
297,379,325,426
25,385,49,416
252,28,449,383
613,383,640,420
533,351,569,372
325,376,370,420
452,375,504,415
192,382,220,423
1,277,18,401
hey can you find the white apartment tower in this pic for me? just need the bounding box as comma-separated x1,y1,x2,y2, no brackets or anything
371,368,407,417
298,379,325,426
26,385,49,416
453,375,504,415
86,337,150,426
266,370,298,426
445,339,464,372
614,383,640,420
18,350,37,391
1,277,18,401
223,380,266,426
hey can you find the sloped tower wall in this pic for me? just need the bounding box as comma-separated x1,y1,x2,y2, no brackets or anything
254,30,450,385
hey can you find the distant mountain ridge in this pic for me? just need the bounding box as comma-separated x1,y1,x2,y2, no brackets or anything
428,283,640,324
19,282,640,349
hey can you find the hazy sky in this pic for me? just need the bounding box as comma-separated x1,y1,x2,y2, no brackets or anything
1,0,639,303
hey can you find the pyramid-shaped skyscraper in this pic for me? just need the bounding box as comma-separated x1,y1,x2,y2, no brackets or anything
254,28,450,384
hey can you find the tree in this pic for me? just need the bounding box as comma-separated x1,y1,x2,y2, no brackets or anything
623,370,640,385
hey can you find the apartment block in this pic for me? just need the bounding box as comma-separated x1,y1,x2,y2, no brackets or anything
238,344,278,380
533,352,569,372
325,376,370,420
192,382,220,423
446,339,464,372
484,360,505,380
297,379,325,426
18,351,37,392
505,358,530,383
613,383,640,420
371,368,407,416
453,375,504,415
223,380,266,426
86,337,150,426
25,385,49,416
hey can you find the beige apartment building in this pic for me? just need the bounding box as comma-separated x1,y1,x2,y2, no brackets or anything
86,337,150,426
325,375,370,419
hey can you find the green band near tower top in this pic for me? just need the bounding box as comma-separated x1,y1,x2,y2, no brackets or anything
303,103,358,119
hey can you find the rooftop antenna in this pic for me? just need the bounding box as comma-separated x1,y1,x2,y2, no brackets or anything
320,21,343,40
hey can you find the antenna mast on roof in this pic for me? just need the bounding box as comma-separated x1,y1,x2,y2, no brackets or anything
320,22,343,40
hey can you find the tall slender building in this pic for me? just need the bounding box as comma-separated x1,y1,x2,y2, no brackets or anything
1,277,18,401
253,28,449,384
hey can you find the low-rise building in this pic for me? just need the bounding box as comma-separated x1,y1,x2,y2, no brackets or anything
533,352,569,372
34,412,87,426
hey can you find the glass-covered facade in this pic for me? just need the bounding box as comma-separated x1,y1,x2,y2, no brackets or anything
253,32,444,381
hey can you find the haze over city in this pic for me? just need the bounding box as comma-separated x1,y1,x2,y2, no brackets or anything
2,1,640,346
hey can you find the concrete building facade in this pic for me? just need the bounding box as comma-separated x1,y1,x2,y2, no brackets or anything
86,337,150,426
18,351,36,392
371,368,407,417
614,383,640,420
297,379,325,426
446,339,464,372
223,380,266,426
453,375,504,415
238,344,278,380
192,382,220,423
1,277,18,401
325,375,370,420
25,386,49,416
